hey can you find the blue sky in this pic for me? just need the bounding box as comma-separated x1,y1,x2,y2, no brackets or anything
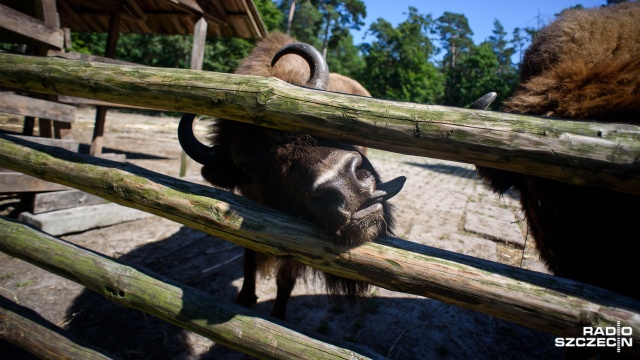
351,1,607,49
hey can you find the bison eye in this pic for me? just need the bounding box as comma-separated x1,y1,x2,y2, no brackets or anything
355,168,370,180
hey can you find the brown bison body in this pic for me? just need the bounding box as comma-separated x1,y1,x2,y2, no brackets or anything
179,33,405,319
328,73,371,96
477,3,640,300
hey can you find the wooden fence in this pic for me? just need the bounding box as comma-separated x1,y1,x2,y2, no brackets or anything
1,53,640,358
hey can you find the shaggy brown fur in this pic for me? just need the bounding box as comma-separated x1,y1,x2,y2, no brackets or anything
477,2,640,303
234,33,312,85
197,33,394,320
328,73,372,96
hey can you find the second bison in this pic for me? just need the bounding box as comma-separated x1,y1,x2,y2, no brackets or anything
477,3,640,300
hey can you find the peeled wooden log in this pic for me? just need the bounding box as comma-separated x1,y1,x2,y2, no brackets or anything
1,135,639,356
0,217,383,360
0,295,114,360
0,53,638,195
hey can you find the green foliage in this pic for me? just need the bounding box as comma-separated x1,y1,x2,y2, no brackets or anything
71,32,251,73
434,14,520,108
119,34,192,68
202,38,254,73
359,7,443,103
69,32,106,55
64,2,588,111
510,27,528,64
254,0,286,31
434,12,474,69
444,42,516,108
279,0,324,48
279,1,367,81
325,29,364,77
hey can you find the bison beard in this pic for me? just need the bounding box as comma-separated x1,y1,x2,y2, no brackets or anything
477,3,640,302
179,33,405,320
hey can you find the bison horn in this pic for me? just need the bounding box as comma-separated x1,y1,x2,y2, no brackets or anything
470,92,497,110
178,113,222,165
271,42,330,90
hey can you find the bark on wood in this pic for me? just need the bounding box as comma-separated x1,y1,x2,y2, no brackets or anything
0,136,77,193
1,134,639,355
0,295,115,360
0,217,384,360
0,53,638,194
47,50,140,65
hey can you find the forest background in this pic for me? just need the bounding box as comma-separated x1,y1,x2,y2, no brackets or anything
71,0,631,109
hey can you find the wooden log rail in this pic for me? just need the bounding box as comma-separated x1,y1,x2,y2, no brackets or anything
1,135,639,357
0,295,115,360
0,53,638,195
0,217,383,360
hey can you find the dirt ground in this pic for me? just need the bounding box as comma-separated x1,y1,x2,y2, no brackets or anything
0,108,563,359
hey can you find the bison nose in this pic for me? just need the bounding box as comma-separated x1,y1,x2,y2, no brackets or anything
308,152,374,231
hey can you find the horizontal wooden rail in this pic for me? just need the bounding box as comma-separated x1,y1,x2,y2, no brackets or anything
0,91,76,123
0,5,65,49
0,53,638,195
2,134,639,356
0,217,383,360
0,295,114,360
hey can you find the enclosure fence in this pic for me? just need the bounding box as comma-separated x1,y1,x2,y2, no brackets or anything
1,53,639,359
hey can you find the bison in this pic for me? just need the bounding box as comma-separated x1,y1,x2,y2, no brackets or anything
477,2,640,301
178,33,406,320
328,73,371,96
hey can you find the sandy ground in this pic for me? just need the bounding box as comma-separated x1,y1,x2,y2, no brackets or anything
0,108,562,359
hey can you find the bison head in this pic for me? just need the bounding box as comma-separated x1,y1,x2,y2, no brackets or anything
179,42,405,246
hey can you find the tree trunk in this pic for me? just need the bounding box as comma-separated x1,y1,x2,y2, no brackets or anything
286,0,296,35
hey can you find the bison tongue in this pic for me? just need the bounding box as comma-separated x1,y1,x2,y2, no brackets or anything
370,176,406,202
352,176,406,221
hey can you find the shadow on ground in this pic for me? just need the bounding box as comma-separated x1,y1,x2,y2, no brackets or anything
77,144,171,160
404,162,478,179
1,224,562,360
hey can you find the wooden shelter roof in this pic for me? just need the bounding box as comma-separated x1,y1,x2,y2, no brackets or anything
58,0,267,39
1,0,267,40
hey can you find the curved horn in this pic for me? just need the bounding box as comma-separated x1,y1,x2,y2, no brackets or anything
271,42,330,90
177,113,222,165
470,92,497,110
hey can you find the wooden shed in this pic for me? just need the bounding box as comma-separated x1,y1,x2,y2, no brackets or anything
0,0,267,152
0,0,267,231
1,0,267,42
